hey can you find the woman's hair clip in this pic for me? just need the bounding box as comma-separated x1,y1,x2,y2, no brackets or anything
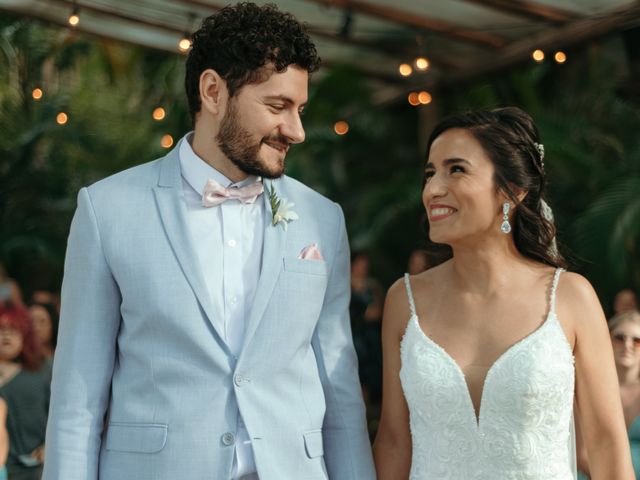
533,142,545,169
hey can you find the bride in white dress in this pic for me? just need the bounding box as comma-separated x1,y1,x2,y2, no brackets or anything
373,107,634,479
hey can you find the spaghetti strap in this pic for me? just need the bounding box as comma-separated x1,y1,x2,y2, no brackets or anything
403,273,417,318
549,268,565,315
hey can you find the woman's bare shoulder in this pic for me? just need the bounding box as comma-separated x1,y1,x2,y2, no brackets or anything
382,276,417,339
557,271,599,305
409,259,451,288
385,277,410,315
556,270,606,338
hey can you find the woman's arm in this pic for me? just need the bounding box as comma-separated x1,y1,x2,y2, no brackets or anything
575,401,591,477
373,279,413,479
0,398,8,467
560,273,634,479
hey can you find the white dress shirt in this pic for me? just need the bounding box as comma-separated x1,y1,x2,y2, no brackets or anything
179,133,263,479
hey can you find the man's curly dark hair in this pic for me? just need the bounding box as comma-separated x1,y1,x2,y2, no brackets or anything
185,2,321,125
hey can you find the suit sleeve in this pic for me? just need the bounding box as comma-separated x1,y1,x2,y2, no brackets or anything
311,203,376,479
43,187,122,480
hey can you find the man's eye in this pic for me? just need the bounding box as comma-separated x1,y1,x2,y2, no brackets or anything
269,105,285,111
424,171,435,182
450,165,465,174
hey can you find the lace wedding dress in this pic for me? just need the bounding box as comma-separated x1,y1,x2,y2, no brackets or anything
400,269,576,479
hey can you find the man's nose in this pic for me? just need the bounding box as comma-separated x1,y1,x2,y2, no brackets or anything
281,112,305,144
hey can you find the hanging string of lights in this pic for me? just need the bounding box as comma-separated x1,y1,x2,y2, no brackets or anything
50,3,575,139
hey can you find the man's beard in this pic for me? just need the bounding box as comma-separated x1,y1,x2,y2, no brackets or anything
216,100,288,179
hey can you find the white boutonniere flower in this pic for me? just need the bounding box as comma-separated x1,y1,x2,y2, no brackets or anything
267,184,298,230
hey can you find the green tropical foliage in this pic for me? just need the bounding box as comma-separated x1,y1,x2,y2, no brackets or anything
1,14,638,311
0,16,190,292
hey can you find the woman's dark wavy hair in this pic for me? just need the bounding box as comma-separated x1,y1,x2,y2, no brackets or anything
185,2,321,125
422,107,567,269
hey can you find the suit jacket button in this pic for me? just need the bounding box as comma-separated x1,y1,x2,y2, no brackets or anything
234,374,243,387
222,432,235,446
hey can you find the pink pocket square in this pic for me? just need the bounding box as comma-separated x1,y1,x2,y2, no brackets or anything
297,243,324,261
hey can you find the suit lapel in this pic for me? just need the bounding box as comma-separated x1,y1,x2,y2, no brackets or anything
153,146,229,353
242,178,288,351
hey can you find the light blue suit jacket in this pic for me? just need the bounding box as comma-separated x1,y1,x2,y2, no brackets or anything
43,145,375,480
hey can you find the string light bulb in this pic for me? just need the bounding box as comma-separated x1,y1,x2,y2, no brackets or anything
418,91,432,105
532,49,544,63
56,112,68,125
415,57,429,71
334,121,349,135
32,88,43,100
554,51,567,64
178,35,191,52
408,92,420,106
161,134,174,148
68,6,80,26
179,13,196,54
152,107,166,121
399,63,413,77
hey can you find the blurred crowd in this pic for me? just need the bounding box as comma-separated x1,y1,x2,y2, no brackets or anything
0,256,638,478
0,263,58,480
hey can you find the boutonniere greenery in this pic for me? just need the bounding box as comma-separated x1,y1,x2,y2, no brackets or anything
267,184,298,231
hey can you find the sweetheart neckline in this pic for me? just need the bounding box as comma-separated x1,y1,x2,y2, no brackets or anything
402,310,574,429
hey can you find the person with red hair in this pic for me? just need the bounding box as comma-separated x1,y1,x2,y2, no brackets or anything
0,305,49,480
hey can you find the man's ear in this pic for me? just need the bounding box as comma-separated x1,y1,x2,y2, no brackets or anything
199,69,227,116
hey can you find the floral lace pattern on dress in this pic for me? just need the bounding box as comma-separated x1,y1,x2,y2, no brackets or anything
399,269,575,480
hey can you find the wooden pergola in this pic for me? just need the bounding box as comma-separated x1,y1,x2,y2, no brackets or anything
2,0,640,104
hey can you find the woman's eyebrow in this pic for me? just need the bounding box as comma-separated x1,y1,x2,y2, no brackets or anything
425,157,472,169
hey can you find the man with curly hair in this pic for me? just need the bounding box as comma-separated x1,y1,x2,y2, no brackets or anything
44,3,375,480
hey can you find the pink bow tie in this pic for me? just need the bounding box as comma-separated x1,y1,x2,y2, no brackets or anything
202,178,264,207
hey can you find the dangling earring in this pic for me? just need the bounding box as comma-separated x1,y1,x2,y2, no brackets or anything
501,202,511,234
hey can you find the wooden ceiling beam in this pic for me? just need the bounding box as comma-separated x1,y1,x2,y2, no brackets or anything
462,0,576,24
59,0,458,71
392,2,640,104
0,4,181,55
320,58,405,84
176,1,463,71
304,0,507,48
52,0,187,34
173,0,222,13
308,27,462,70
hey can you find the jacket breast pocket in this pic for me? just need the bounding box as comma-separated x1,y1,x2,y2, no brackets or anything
105,422,168,453
283,257,327,276
303,429,324,458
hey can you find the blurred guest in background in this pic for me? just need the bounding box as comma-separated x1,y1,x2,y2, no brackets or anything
0,264,23,310
610,310,640,478
350,251,384,408
406,249,431,275
29,302,58,374
0,305,49,480
350,252,383,325
614,288,639,316
30,290,60,316
580,309,640,478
